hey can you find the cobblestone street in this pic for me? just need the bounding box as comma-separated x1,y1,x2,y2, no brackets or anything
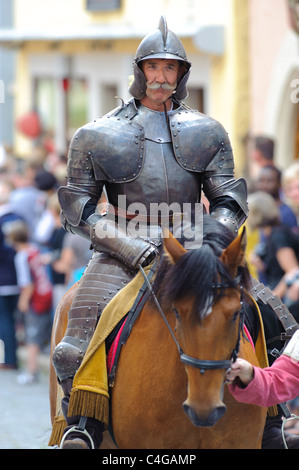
0,351,52,449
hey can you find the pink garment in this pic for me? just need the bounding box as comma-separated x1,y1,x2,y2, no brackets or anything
243,324,255,351
229,355,299,408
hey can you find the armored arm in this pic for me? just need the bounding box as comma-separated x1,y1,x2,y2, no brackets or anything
204,175,248,236
169,109,248,236
202,129,248,236
58,124,156,269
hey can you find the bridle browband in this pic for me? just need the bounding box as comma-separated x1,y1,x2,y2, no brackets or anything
139,264,244,375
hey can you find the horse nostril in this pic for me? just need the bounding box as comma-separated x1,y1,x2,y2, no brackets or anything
183,403,198,423
183,402,227,428
212,405,226,424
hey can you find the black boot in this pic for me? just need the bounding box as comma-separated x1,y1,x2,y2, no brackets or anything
59,380,105,449
60,416,105,449
262,415,299,449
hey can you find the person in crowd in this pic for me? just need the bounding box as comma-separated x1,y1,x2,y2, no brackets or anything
249,165,297,285
252,136,275,167
51,231,92,289
247,191,299,314
249,135,275,180
9,159,46,242
33,169,58,247
7,221,53,384
282,161,299,225
255,165,297,229
39,193,68,314
0,180,24,369
246,137,277,276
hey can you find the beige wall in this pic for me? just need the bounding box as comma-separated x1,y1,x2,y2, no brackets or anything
14,0,229,30
14,0,120,28
211,0,250,177
248,0,299,171
249,0,290,135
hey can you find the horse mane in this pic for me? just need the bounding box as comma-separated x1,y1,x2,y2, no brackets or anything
153,215,251,320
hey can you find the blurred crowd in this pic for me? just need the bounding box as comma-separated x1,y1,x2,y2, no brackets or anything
0,142,93,384
246,136,299,316
245,136,299,432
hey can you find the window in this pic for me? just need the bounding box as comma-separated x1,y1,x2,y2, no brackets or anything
66,79,88,139
184,88,205,113
33,77,88,146
86,0,121,11
34,78,56,132
101,84,118,115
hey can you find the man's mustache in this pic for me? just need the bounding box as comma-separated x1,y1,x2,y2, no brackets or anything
146,81,177,91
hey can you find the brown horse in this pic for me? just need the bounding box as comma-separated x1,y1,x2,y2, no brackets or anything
50,219,267,449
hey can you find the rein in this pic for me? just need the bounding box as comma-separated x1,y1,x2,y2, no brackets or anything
138,264,244,375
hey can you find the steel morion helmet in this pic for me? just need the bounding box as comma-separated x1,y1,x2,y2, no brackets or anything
129,16,191,102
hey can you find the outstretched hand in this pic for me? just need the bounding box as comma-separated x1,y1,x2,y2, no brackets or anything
226,358,254,386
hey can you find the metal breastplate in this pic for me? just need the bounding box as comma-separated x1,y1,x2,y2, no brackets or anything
60,98,244,240
105,105,201,212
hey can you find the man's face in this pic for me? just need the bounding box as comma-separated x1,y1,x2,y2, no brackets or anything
284,178,299,207
257,167,280,199
140,58,181,110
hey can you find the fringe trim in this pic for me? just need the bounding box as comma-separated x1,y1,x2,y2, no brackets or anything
68,389,109,427
267,405,278,417
48,415,67,446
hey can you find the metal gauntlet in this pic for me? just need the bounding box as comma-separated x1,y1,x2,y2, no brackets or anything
210,208,246,236
90,217,156,269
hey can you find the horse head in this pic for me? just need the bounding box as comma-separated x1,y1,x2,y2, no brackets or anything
160,225,247,428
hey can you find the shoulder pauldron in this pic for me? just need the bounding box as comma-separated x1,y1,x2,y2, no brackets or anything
168,109,234,172
69,101,145,183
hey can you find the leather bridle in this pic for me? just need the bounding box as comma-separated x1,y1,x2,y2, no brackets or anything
139,264,244,375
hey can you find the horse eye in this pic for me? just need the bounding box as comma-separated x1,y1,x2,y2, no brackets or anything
232,310,239,322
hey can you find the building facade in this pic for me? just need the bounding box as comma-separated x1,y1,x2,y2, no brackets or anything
0,0,249,176
248,0,299,174
0,0,298,178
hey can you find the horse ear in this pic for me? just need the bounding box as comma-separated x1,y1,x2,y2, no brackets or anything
220,227,247,277
162,228,187,263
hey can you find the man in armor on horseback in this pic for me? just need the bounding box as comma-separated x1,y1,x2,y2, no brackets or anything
52,17,298,449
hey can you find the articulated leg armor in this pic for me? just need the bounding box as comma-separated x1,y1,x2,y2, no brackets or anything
52,253,134,382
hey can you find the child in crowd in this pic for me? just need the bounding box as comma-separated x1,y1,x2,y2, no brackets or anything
0,179,23,369
7,221,53,384
227,330,299,408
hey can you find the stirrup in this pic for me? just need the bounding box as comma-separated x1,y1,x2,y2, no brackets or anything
60,425,95,449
